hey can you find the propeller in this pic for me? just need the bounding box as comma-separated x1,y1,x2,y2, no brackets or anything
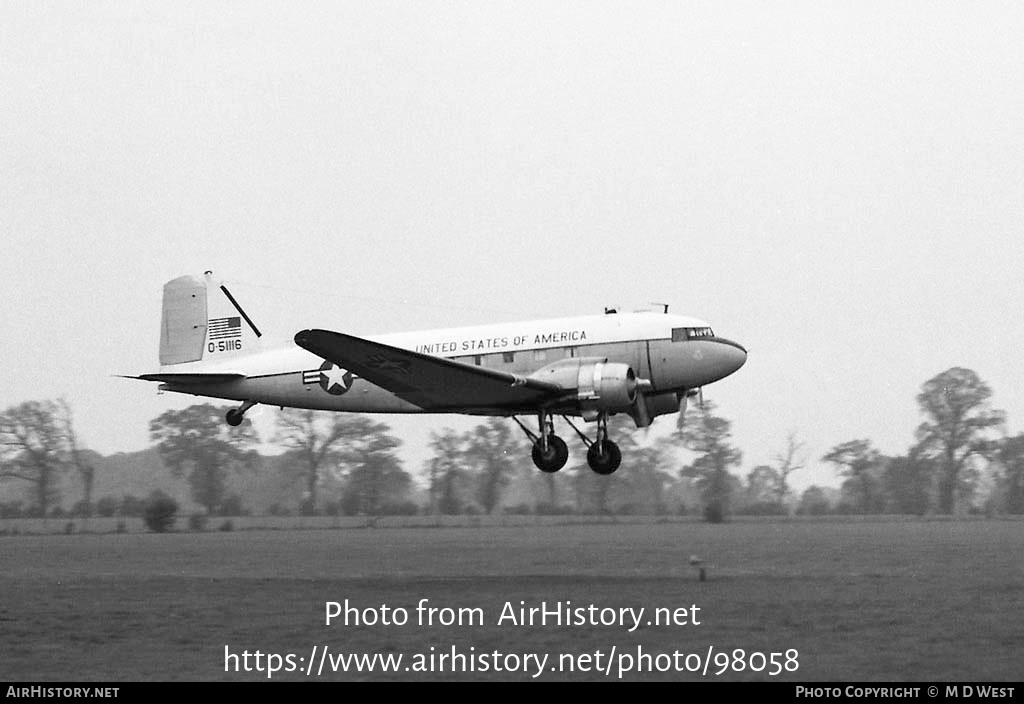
685,387,704,409
677,387,706,429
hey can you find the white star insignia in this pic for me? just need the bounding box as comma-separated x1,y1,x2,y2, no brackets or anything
322,364,350,391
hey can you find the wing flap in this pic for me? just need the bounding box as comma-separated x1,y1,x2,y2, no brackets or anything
294,329,562,409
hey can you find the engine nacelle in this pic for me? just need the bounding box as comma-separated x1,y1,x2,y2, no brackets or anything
630,391,683,427
576,361,638,418
529,357,641,419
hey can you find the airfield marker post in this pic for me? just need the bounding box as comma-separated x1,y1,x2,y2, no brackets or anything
689,554,706,581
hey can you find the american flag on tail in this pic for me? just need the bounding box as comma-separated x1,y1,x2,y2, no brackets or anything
208,317,241,340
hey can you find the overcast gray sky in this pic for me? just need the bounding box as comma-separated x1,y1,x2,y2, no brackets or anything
2,2,1022,491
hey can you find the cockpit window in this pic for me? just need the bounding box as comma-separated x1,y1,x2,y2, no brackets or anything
672,327,714,342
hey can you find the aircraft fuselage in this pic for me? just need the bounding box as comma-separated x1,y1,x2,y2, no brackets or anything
157,311,746,419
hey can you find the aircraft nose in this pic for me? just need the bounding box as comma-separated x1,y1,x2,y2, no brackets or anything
713,337,747,378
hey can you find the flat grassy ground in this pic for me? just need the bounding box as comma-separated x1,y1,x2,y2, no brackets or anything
1,520,1022,681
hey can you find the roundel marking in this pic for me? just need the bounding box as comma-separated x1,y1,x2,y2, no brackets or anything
318,361,353,395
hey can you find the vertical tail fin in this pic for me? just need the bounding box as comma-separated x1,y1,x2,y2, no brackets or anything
158,272,261,367
159,275,207,365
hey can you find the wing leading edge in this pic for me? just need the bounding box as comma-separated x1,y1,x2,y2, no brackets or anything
294,328,563,411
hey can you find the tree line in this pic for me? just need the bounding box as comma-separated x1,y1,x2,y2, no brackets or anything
683,367,1021,520
1,366,1022,521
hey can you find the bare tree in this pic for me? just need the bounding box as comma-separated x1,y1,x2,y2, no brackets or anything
0,400,69,516
771,431,806,509
58,398,95,516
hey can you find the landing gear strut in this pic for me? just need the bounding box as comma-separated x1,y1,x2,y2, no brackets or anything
225,400,257,426
514,410,622,475
513,412,568,473
563,413,622,475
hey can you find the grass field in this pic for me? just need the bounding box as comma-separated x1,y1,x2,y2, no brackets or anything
1,519,1022,681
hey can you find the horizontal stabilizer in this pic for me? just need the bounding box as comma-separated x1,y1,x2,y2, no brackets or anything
130,372,247,385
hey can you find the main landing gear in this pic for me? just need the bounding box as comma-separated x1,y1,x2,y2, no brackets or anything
513,411,622,475
225,400,257,426
513,412,568,473
570,414,622,476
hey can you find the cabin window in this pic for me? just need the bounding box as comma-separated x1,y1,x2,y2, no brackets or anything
474,355,482,366
672,326,714,341
503,352,515,363
533,349,546,361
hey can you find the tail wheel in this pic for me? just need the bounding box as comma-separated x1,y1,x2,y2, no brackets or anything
532,435,569,473
225,400,256,427
587,440,621,475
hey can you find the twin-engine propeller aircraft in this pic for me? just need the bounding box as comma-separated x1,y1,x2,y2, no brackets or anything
131,273,746,475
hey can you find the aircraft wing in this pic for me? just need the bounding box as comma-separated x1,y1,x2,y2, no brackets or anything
294,328,563,410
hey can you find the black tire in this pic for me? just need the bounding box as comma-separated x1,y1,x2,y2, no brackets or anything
225,409,243,427
532,435,569,473
587,440,621,475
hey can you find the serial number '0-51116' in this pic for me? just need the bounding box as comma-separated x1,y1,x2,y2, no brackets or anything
209,339,242,353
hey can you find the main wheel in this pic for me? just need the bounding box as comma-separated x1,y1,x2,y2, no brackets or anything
532,435,569,473
225,409,244,426
587,440,621,475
